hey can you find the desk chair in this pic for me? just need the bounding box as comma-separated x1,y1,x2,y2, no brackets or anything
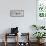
4,27,19,46
4,33,18,46
18,33,30,46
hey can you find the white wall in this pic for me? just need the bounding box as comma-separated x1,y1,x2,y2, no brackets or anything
0,0,36,42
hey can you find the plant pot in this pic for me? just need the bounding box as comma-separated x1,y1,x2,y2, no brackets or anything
37,39,40,43
37,39,45,44
40,38,45,43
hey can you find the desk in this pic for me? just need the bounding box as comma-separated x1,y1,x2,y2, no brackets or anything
4,33,30,46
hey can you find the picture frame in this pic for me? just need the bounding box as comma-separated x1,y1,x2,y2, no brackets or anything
10,10,24,17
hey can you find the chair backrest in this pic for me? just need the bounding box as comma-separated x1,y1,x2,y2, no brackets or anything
11,27,18,34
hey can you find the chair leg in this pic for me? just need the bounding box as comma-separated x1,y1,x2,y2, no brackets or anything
4,41,7,46
4,33,7,46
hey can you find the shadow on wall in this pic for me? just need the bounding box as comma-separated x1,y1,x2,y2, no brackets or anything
2,28,11,34
29,25,37,42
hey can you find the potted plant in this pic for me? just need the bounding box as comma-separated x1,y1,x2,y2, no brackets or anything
32,25,39,30
40,26,45,29
33,32,46,43
32,24,45,30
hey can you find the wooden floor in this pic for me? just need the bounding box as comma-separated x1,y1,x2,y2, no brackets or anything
0,42,46,46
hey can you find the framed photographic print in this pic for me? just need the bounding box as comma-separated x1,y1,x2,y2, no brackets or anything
10,10,24,17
